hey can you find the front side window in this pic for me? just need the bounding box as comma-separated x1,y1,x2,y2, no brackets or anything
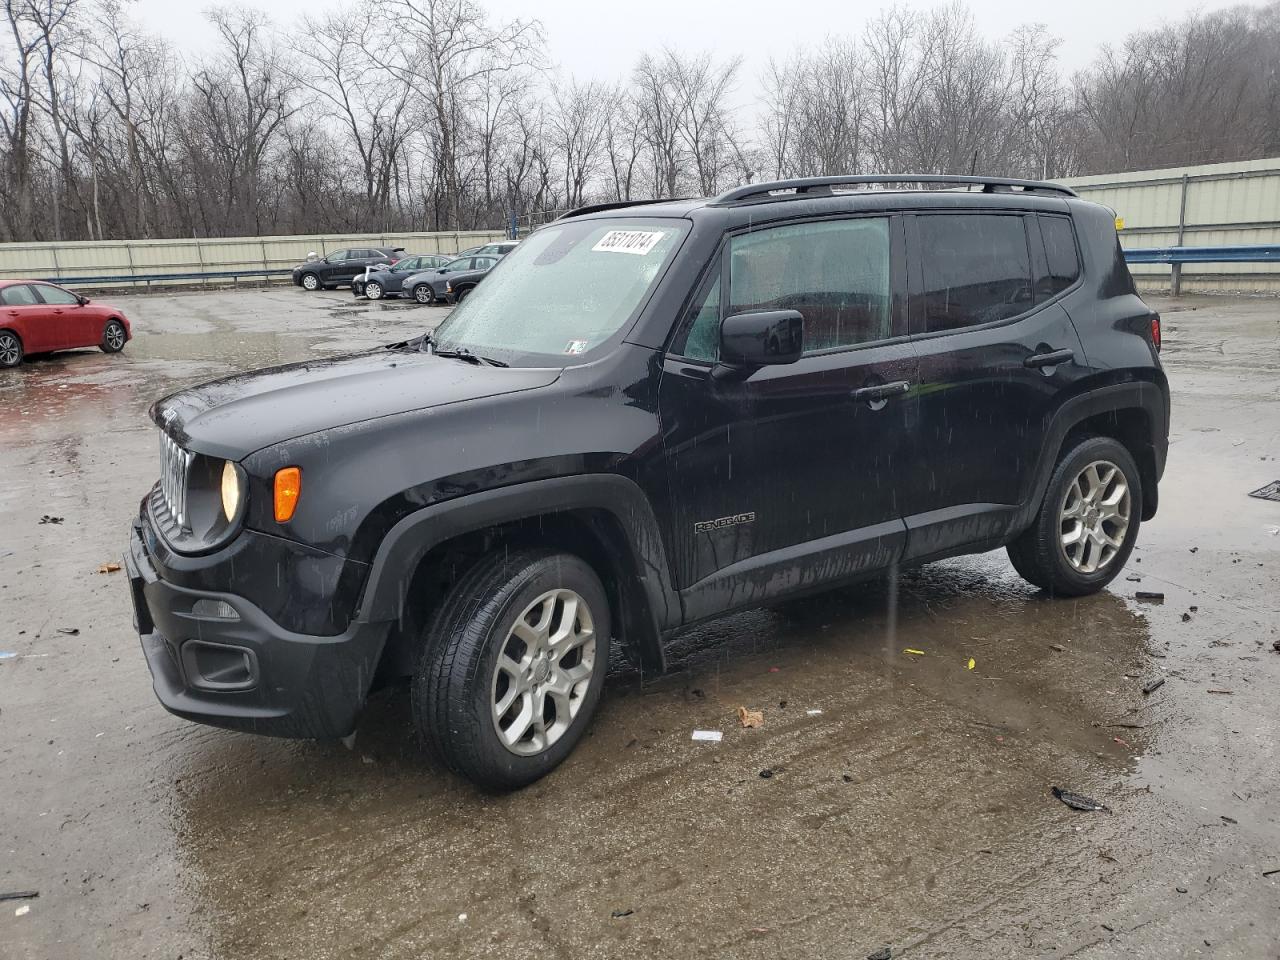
473,257,498,270
35,284,79,305
916,215,1032,332
1,284,39,306
328,249,350,262
432,217,688,363
728,217,892,354
397,257,420,272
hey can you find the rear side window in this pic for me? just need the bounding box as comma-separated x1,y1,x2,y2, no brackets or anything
728,217,892,354
915,215,1032,332
1038,215,1081,298
1,285,39,306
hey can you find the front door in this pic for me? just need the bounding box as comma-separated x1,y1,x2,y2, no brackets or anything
656,215,916,622
33,283,91,346
900,211,1089,560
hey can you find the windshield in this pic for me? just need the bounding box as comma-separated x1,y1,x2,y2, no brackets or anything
431,217,689,363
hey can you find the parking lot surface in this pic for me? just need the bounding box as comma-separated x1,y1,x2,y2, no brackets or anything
1,287,1278,959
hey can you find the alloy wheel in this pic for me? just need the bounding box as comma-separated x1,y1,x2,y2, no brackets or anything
105,323,125,350
1059,459,1131,574
0,332,20,366
490,588,597,756
367,282,383,300
302,274,319,291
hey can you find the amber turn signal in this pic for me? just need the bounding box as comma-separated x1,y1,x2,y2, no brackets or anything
273,466,301,522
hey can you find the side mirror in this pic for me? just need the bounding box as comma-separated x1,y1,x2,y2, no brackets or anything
718,310,804,373
77,295,90,306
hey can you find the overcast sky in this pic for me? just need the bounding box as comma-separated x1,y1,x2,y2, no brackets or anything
133,0,1261,83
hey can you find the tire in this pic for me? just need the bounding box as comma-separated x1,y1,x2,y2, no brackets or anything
1007,435,1142,597
101,319,127,353
413,283,435,305
365,280,384,301
0,329,23,368
300,272,320,291
455,287,472,303
413,548,610,790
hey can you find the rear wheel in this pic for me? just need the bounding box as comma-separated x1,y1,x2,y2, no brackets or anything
1007,435,1142,596
413,283,435,305
101,319,126,353
0,330,23,367
412,548,609,790
365,280,384,301
300,272,320,291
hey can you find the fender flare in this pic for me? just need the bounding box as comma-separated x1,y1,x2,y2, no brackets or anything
356,474,680,670
1013,379,1168,533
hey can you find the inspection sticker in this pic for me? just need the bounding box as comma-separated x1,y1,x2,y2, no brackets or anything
564,339,589,355
592,229,665,255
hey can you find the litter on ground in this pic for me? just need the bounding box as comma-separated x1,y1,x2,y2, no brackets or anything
1052,786,1111,813
737,706,764,728
691,730,722,742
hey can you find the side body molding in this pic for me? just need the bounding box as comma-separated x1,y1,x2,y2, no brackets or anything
356,474,681,669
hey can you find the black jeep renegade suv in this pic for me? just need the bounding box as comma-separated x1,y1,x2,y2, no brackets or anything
125,175,1168,790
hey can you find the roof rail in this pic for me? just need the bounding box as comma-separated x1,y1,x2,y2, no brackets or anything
557,197,689,220
711,175,1077,205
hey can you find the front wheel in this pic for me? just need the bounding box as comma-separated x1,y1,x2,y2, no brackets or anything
1007,435,1142,596
413,283,435,305
101,319,127,353
0,330,23,367
365,280,384,301
454,287,471,303
300,272,320,291
413,549,609,790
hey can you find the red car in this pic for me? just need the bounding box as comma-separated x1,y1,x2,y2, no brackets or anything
0,280,131,368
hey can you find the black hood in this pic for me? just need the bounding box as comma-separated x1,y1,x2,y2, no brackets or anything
152,349,561,460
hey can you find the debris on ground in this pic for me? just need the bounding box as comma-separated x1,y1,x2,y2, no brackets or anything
0,891,38,902
966,657,976,670
1052,786,1111,813
1125,574,1142,581
759,768,774,779
1135,591,1165,603
1262,868,1280,877
778,699,788,708
867,947,892,960
37,515,64,525
611,909,634,918
1181,612,1192,622
1142,677,1166,695
1113,737,1131,748
97,562,121,574
903,648,925,656
1272,639,1280,653
1207,689,1234,695
15,904,30,917
806,708,823,716
691,730,722,742
842,774,854,783
737,706,764,729
56,627,79,636
1221,815,1238,824
1248,480,1280,502
1176,886,1188,894
1050,644,1066,652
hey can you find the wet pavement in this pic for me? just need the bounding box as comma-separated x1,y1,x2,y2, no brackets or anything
1,289,1278,959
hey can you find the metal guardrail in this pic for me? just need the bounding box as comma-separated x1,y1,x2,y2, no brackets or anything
43,267,296,288
1123,244,1280,264
28,244,1280,290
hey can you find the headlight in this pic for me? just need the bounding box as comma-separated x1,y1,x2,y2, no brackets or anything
220,460,242,520
446,282,453,292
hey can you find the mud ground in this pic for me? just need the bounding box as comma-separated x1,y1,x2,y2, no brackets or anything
1,288,1278,959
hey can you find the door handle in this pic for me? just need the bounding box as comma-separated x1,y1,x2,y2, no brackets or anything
851,380,911,404
1024,347,1074,368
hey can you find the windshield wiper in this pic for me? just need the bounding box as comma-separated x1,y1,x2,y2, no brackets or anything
388,333,508,366
431,345,509,367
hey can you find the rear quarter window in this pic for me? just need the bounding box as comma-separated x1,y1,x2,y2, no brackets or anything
1038,215,1081,298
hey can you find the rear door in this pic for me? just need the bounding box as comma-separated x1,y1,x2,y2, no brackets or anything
901,211,1087,560
2,284,63,350
657,215,916,619
32,283,92,347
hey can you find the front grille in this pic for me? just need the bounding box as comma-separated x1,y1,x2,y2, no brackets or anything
158,431,192,530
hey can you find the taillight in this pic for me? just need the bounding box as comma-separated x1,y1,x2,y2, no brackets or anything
1150,314,1162,352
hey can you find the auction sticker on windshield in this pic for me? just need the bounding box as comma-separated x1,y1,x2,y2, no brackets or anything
592,230,665,255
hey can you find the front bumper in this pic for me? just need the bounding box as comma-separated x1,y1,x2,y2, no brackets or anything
126,518,388,739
